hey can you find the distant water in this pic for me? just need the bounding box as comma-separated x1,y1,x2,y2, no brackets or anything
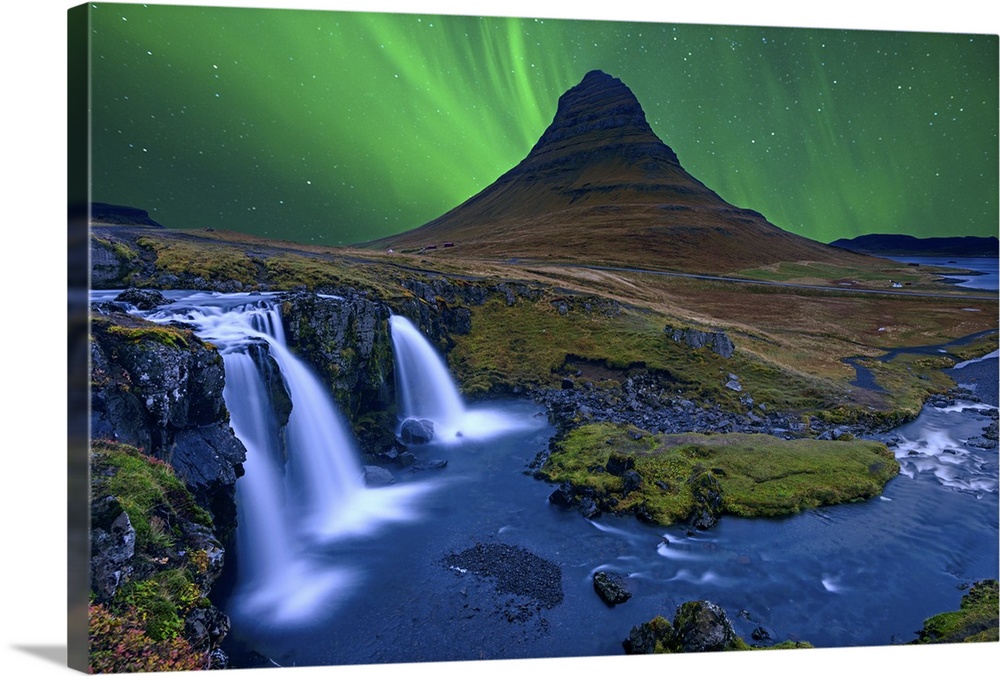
885,256,999,291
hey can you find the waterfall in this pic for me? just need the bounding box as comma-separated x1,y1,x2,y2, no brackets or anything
389,314,521,442
125,291,432,624
389,315,467,435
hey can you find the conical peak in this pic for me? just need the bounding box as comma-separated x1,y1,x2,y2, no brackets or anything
527,69,676,164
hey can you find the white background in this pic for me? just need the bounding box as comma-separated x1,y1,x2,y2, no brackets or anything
2,1,997,675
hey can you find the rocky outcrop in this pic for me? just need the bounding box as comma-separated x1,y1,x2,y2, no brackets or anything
665,324,735,358
687,470,725,530
279,291,396,450
89,309,247,540
90,235,145,288
89,440,231,672
91,202,166,227
623,600,742,654
393,277,546,354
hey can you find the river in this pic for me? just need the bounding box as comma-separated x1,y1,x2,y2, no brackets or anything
90,289,998,667
211,393,996,666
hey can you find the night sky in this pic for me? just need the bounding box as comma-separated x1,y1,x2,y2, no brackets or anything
87,1,999,247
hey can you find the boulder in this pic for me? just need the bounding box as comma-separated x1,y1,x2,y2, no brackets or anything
687,470,724,530
399,418,435,444
593,571,632,605
363,465,396,486
665,325,735,358
605,452,635,476
623,616,673,654
623,600,741,654
672,600,740,652
114,287,167,310
621,469,643,497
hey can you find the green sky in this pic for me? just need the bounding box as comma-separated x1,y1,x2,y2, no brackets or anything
86,2,998,247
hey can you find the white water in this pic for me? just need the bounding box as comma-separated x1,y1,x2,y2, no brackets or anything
103,291,433,624
389,315,466,428
389,314,526,442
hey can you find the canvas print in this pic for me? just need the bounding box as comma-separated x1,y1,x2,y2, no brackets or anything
69,1,999,672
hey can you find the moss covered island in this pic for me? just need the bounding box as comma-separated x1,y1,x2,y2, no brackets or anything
541,423,900,526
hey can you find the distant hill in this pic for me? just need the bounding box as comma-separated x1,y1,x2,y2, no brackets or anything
90,202,165,228
365,70,871,274
830,234,998,258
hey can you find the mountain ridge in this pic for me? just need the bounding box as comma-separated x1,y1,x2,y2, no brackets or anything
830,234,999,258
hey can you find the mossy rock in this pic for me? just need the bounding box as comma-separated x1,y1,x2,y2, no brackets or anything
913,580,999,644
542,423,899,527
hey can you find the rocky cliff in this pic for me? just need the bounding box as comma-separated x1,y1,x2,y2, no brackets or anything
88,304,244,672
89,307,248,540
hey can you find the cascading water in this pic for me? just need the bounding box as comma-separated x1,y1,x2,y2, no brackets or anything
389,315,466,430
388,314,525,442
104,291,432,625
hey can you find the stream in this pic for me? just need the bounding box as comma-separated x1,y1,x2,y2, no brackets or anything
91,289,998,667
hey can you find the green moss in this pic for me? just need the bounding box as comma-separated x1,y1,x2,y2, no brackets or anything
104,323,191,350
947,333,999,363
89,441,219,672
263,254,344,290
448,296,833,412
138,235,259,286
542,423,899,526
91,441,213,552
913,580,999,644
93,235,140,262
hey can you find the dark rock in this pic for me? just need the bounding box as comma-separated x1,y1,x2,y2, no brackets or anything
279,292,394,439
752,626,772,642
623,615,673,654
89,496,136,602
578,497,601,519
208,649,230,670
621,469,643,496
671,600,740,652
169,425,247,540
400,418,435,444
114,287,167,310
89,312,247,539
548,482,575,507
412,459,448,471
687,470,724,530
666,325,736,358
593,570,632,605
185,606,231,654
605,452,635,476
363,465,396,486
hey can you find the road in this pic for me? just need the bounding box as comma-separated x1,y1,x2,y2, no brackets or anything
555,263,999,301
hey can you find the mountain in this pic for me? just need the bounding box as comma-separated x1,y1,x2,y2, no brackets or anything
366,70,867,273
830,234,999,258
90,202,165,228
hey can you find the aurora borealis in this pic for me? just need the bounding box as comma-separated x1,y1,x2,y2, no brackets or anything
86,2,999,247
